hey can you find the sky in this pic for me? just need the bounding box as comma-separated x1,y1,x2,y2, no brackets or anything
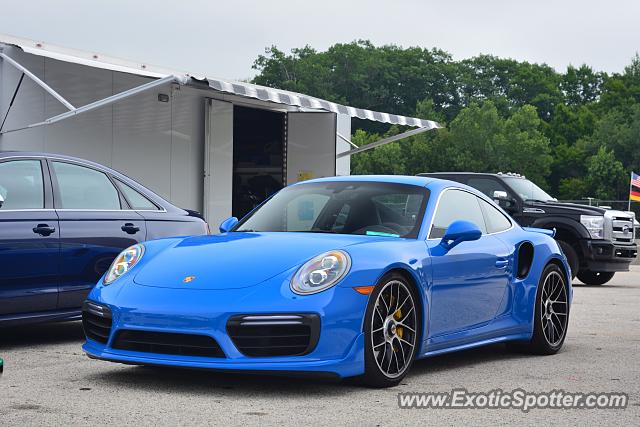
0,0,639,80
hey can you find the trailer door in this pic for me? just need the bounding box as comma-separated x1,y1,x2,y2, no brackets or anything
286,112,337,184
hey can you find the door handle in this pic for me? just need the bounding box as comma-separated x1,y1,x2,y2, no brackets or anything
33,224,56,236
495,259,509,269
121,223,140,234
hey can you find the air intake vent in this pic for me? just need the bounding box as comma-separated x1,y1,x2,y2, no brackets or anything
82,301,112,344
516,242,534,279
112,330,225,358
227,314,320,357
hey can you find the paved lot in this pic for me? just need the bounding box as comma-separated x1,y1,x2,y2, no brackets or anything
1,269,639,426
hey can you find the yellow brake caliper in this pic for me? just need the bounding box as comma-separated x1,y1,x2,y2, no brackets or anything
394,308,404,339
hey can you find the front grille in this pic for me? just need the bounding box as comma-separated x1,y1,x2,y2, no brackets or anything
609,214,635,244
112,330,225,358
227,314,320,357
82,301,112,344
612,217,634,243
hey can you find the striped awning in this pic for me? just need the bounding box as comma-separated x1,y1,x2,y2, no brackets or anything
0,33,441,130
204,78,440,129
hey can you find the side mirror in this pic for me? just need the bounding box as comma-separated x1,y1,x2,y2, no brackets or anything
440,220,482,251
493,190,516,211
219,216,239,233
493,190,508,200
0,194,4,209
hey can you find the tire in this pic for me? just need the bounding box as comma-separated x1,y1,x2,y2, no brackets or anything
577,270,615,286
361,272,421,388
557,240,578,279
521,263,570,355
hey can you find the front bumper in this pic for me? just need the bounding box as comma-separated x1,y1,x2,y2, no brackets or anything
81,279,369,379
579,239,638,272
83,335,364,379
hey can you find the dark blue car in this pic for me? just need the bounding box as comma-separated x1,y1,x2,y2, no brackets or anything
0,152,208,326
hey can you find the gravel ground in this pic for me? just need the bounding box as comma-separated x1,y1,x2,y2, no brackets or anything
1,269,639,426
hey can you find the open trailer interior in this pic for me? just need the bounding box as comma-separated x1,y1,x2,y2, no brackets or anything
232,105,285,219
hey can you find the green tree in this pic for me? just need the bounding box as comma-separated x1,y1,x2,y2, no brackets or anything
251,43,640,201
560,65,606,106
350,130,407,175
507,62,563,120
497,105,553,184
253,41,458,131
586,147,627,199
590,104,640,173
364,102,552,185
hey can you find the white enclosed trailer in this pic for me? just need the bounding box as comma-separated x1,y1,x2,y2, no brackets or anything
0,34,438,227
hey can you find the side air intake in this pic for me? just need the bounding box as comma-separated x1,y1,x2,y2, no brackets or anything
516,242,534,279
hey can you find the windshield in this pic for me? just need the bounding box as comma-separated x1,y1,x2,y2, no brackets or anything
234,181,429,238
502,177,555,202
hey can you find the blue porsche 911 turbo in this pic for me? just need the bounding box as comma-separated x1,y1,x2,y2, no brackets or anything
82,175,572,387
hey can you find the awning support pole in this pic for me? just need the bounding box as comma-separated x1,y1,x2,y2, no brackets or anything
0,52,76,110
337,132,359,149
336,126,434,159
0,72,25,133
0,74,180,135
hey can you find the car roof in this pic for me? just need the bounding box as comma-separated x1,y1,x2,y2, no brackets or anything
302,175,436,187
419,172,498,177
299,174,488,196
0,151,107,169
419,171,527,179
300,175,501,210
0,151,175,209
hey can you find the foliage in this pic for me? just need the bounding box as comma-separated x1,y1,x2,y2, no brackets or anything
252,42,640,200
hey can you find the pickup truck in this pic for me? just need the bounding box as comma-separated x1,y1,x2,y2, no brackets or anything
419,172,638,285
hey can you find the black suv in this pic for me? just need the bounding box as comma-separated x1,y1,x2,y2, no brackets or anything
419,172,638,285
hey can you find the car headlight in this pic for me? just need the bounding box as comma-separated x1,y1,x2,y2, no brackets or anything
103,244,145,285
291,250,351,295
580,215,604,239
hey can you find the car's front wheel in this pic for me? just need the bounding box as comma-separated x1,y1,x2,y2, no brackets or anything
361,272,420,388
577,270,615,286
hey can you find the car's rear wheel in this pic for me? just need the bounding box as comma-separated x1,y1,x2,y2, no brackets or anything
577,270,615,286
522,264,569,354
361,272,420,388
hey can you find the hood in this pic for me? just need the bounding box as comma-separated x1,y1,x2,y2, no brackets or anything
133,232,384,290
525,200,606,216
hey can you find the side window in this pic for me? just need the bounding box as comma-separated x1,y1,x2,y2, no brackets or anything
52,162,121,210
116,180,159,210
430,189,487,239
466,178,510,199
0,160,45,210
479,198,512,233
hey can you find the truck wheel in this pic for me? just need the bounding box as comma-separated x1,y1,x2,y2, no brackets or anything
577,270,615,286
557,240,578,279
